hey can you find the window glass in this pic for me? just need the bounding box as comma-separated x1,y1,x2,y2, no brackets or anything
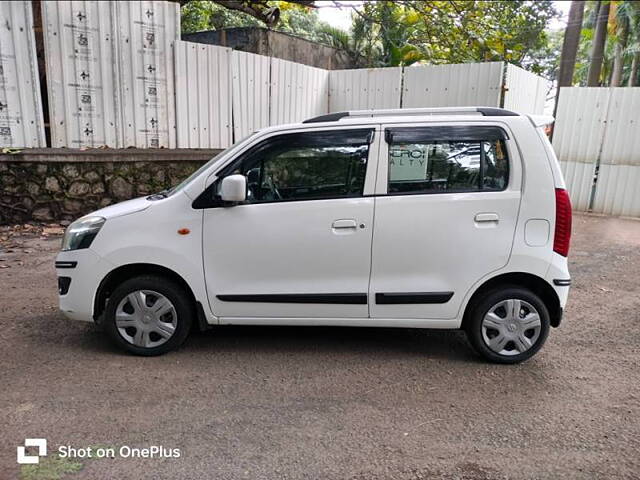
224,130,371,203
388,139,508,194
171,131,258,196
482,140,509,191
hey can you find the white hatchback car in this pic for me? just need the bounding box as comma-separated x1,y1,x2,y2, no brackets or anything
56,107,571,363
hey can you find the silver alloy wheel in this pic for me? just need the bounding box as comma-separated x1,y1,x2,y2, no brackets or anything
115,290,177,348
481,299,542,356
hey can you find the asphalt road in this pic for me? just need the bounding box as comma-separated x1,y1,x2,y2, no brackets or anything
1,214,639,479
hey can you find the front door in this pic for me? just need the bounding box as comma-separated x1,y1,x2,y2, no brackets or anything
202,127,378,319
369,123,522,320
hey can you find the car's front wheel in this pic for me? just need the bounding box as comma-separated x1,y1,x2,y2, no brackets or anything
104,275,193,355
465,287,550,364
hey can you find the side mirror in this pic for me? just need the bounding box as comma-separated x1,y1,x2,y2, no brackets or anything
219,174,247,203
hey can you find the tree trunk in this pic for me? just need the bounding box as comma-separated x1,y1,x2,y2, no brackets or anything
611,18,629,87
557,1,586,87
629,52,640,86
553,1,585,122
587,1,610,86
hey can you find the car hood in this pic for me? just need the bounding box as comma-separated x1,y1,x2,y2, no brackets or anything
90,196,152,220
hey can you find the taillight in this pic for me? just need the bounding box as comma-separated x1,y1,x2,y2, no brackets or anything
553,188,572,257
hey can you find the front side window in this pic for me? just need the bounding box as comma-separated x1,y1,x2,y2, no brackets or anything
222,129,373,203
386,126,509,195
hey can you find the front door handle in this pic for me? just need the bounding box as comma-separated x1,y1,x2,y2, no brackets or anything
475,213,500,223
332,219,357,229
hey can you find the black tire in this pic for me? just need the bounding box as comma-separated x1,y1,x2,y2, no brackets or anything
464,287,550,364
104,275,193,356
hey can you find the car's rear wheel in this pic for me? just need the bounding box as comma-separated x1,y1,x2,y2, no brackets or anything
465,287,550,364
104,275,193,355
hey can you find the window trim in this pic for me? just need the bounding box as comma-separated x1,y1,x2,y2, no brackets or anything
193,128,376,209
385,125,510,143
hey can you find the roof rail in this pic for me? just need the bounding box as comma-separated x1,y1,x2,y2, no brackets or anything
302,106,518,123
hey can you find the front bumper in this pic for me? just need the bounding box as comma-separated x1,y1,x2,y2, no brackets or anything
55,249,113,322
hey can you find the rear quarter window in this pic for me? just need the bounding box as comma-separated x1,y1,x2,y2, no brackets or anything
386,126,509,195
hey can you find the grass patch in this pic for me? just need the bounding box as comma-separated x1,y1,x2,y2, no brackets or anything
19,454,83,480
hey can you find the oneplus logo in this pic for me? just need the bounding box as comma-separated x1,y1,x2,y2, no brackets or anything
17,439,47,464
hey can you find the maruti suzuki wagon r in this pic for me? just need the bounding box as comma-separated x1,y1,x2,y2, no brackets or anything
55,107,572,363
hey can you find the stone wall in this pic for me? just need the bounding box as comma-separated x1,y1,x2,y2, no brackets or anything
0,149,220,224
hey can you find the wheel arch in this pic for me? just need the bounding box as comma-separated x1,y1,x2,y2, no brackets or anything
93,263,208,329
461,272,562,329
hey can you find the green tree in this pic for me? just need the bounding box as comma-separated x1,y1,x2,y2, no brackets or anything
616,0,640,86
315,25,368,67
181,1,328,42
332,1,558,71
565,1,639,87
181,1,260,32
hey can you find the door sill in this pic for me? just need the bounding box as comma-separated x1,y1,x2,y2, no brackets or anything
218,317,460,329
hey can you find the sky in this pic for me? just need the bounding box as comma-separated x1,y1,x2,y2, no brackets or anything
317,1,573,32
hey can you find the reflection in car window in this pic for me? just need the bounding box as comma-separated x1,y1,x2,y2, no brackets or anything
223,130,372,203
388,139,509,194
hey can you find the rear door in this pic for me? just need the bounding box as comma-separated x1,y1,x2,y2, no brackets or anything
369,123,522,320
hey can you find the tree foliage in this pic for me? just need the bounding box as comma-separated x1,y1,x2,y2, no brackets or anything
569,0,640,86
345,1,558,71
181,1,331,43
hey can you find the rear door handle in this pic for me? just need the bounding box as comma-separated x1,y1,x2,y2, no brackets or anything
332,219,357,229
474,213,500,223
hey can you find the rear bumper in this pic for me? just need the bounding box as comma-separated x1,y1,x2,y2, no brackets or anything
545,253,570,328
55,249,113,322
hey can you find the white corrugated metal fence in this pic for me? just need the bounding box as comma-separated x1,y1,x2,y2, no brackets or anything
43,0,179,148
503,64,549,116
270,58,328,126
0,1,46,147
43,1,121,148
328,67,402,111
174,40,232,148
115,1,179,148
402,62,504,109
553,87,640,217
174,48,329,146
231,50,270,140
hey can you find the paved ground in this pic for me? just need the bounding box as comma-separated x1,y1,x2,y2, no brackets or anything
1,213,639,480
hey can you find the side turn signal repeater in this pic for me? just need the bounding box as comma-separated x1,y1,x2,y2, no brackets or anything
177,228,190,235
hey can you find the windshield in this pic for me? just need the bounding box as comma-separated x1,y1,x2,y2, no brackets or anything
169,132,259,195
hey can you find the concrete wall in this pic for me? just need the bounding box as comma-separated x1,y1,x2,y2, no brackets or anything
182,27,357,70
0,149,220,224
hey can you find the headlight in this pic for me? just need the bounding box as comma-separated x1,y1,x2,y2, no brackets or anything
61,216,106,251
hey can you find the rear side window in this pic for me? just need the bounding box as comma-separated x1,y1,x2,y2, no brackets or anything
222,129,373,203
386,126,509,195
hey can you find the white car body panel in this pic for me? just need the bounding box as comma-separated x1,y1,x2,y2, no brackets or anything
90,196,152,219
203,197,375,318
